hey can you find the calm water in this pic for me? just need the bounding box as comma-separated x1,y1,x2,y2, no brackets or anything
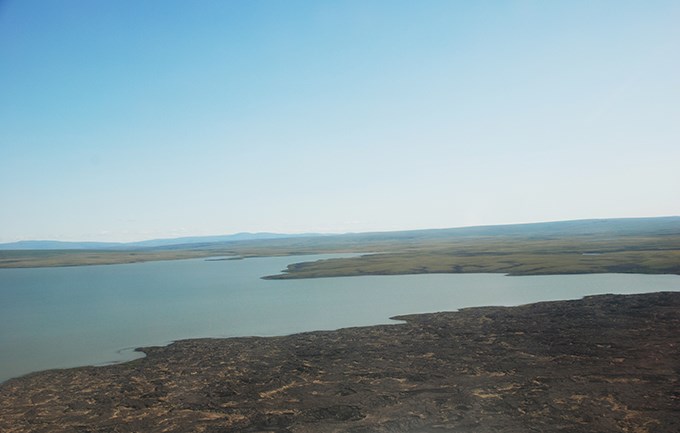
1,254,679,382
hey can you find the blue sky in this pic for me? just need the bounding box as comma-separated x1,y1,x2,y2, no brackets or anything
1,1,679,242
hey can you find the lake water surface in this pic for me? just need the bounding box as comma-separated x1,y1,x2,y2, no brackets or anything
1,254,679,382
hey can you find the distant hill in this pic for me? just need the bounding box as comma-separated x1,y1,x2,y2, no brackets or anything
125,232,320,248
2,217,679,272
0,240,122,250
1,216,678,251
0,232,320,251
341,216,680,241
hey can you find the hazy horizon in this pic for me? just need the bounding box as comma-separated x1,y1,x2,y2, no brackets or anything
2,1,679,243
1,215,678,245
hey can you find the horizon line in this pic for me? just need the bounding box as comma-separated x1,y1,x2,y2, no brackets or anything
2,215,678,246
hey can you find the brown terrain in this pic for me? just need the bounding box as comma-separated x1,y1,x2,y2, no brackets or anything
1,291,679,432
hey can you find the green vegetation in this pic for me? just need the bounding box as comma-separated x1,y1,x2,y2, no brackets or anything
266,235,680,279
0,249,224,268
1,217,679,278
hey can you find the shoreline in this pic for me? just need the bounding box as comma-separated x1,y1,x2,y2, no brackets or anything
2,291,678,432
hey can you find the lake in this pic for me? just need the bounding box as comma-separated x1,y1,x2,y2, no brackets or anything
1,254,679,383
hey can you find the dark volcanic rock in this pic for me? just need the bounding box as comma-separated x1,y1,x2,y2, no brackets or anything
1,292,679,432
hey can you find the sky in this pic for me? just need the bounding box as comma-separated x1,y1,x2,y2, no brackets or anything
1,1,679,243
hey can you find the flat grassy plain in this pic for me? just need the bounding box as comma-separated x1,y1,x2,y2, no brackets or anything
2,218,679,278
266,234,680,279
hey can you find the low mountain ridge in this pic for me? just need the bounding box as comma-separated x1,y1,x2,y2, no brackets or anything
0,232,320,251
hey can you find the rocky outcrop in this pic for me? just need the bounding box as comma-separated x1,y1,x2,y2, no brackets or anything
1,292,679,432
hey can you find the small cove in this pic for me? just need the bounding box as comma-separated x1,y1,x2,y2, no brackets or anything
1,254,679,383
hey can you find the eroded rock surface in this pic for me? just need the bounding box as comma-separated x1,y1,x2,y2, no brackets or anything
1,292,679,432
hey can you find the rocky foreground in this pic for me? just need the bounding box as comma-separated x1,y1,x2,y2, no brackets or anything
1,292,679,433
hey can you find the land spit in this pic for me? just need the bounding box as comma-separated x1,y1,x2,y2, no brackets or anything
1,292,679,432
